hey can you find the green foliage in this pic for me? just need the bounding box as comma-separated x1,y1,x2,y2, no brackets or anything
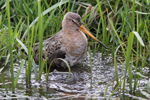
6,0,14,91
14,59,24,88
38,0,43,78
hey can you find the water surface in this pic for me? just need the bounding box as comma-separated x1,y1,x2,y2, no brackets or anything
0,51,149,99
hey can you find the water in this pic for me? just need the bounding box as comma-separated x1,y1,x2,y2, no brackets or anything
0,51,149,99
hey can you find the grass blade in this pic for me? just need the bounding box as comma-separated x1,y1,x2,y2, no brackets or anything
104,84,109,97
0,77,8,92
21,0,69,40
38,0,43,78
7,0,14,91
0,67,4,72
96,0,107,51
14,59,25,87
58,58,71,80
39,59,46,81
124,32,134,91
16,37,38,80
132,31,145,46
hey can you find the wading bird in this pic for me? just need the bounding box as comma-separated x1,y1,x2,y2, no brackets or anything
33,12,108,68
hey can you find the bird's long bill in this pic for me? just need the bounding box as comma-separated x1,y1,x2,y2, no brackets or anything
79,25,108,49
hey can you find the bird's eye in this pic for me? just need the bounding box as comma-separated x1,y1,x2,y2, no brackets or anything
72,19,75,22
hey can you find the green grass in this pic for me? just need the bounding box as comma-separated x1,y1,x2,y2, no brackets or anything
38,0,43,80
0,0,150,97
7,0,14,91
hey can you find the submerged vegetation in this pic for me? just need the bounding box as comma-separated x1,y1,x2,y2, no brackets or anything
0,0,150,99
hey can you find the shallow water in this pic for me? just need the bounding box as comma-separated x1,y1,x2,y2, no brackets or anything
0,51,149,99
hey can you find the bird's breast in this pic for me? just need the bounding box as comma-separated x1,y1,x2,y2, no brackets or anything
61,31,88,66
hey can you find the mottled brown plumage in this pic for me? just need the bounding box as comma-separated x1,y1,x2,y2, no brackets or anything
33,12,108,68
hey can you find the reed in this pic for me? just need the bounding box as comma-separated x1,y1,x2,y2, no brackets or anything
114,46,119,84
26,16,36,85
14,59,24,88
21,0,69,40
6,0,14,91
125,32,134,91
104,84,109,97
0,77,8,92
44,44,48,81
109,82,122,99
109,10,145,92
0,29,6,60
38,0,43,80
134,12,139,90
0,67,8,91
96,0,107,53
3,0,26,91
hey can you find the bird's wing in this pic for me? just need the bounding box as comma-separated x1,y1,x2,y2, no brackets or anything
33,30,65,64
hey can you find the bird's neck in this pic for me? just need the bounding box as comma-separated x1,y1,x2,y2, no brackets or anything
63,27,79,35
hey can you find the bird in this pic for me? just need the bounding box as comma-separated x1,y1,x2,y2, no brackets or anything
33,12,108,68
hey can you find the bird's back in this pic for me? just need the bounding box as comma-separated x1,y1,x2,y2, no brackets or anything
33,30,64,64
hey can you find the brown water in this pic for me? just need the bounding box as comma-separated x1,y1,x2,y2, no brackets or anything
0,51,149,99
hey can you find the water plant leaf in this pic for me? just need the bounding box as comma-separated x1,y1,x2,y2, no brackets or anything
43,9,56,33
0,12,2,23
46,58,71,80
7,0,15,91
14,59,25,88
108,17,126,57
0,28,6,49
114,52,119,84
39,59,46,81
0,77,8,91
16,37,38,80
16,37,28,54
38,0,43,73
96,0,107,50
46,58,71,81
132,31,145,46
14,18,24,38
82,5,96,21
57,58,71,80
126,32,134,90
0,67,4,72
135,72,148,78
104,84,109,97
21,0,69,40
135,11,150,15
1,0,12,9
131,0,143,6
109,81,122,99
